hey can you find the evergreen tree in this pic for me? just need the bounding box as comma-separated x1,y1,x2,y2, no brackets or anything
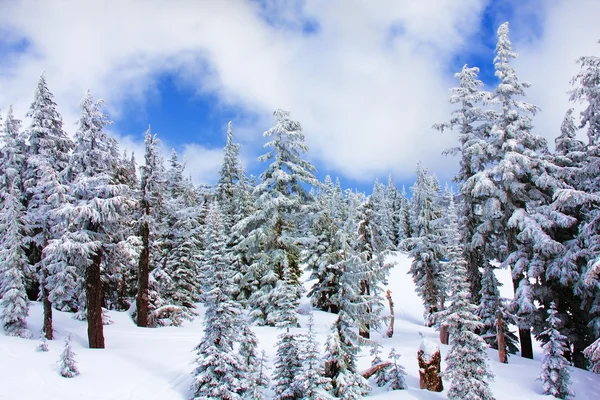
23,75,74,340
369,342,388,387
58,335,79,378
353,198,390,338
37,337,49,352
216,121,243,230
136,128,166,328
477,263,518,356
369,179,392,251
584,338,600,374
385,348,407,391
298,313,333,399
398,186,413,239
235,109,318,327
56,90,130,348
0,107,31,338
247,350,270,400
434,64,491,304
560,40,600,368
402,163,444,326
273,329,304,400
190,203,250,399
469,22,567,360
538,303,573,399
386,175,403,248
443,195,495,400
322,234,371,398
305,175,344,314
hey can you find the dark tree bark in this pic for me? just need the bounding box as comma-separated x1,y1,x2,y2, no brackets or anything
87,250,105,349
359,280,370,339
41,268,53,340
497,310,508,363
136,218,150,328
512,275,533,359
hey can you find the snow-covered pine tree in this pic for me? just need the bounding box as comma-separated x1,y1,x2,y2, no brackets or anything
58,335,79,378
23,75,74,340
386,174,403,248
322,230,371,398
55,90,131,348
190,202,251,399
369,178,392,251
402,163,444,326
158,150,201,322
305,175,344,314
538,302,573,399
0,107,31,339
273,328,304,400
216,121,243,230
247,350,270,400
444,250,495,400
469,22,568,360
37,336,49,352
398,186,413,239
136,127,167,328
234,109,318,327
560,40,600,368
442,189,495,399
353,198,390,338
584,338,600,374
369,342,388,387
477,262,518,358
434,64,492,304
297,312,333,399
385,348,407,391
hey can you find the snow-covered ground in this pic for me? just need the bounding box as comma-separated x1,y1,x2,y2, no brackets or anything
2,253,600,399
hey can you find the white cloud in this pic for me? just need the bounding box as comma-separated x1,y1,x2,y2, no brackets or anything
0,0,598,186
180,143,224,186
513,0,600,148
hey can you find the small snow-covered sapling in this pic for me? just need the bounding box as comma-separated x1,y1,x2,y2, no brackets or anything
37,337,49,352
58,335,79,378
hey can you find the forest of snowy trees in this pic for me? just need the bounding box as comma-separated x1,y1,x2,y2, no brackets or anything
1,21,600,399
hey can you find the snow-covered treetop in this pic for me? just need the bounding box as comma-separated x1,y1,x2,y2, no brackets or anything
26,74,73,168
257,109,319,198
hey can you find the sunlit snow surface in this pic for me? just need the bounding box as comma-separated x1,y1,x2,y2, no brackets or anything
2,252,599,399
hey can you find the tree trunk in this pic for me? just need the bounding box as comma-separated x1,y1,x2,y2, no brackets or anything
439,324,449,345
512,275,533,359
136,219,150,328
386,290,395,338
518,328,533,359
41,268,53,340
497,310,508,363
359,280,370,339
87,250,105,349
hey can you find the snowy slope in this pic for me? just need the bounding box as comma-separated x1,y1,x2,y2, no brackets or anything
2,252,600,399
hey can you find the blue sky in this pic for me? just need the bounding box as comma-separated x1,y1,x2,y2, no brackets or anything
0,0,599,194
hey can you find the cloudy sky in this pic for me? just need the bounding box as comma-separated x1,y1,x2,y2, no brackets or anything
0,0,599,192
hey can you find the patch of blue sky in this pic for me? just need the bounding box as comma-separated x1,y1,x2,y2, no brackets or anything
112,72,254,150
0,31,32,68
447,0,546,88
251,0,320,36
